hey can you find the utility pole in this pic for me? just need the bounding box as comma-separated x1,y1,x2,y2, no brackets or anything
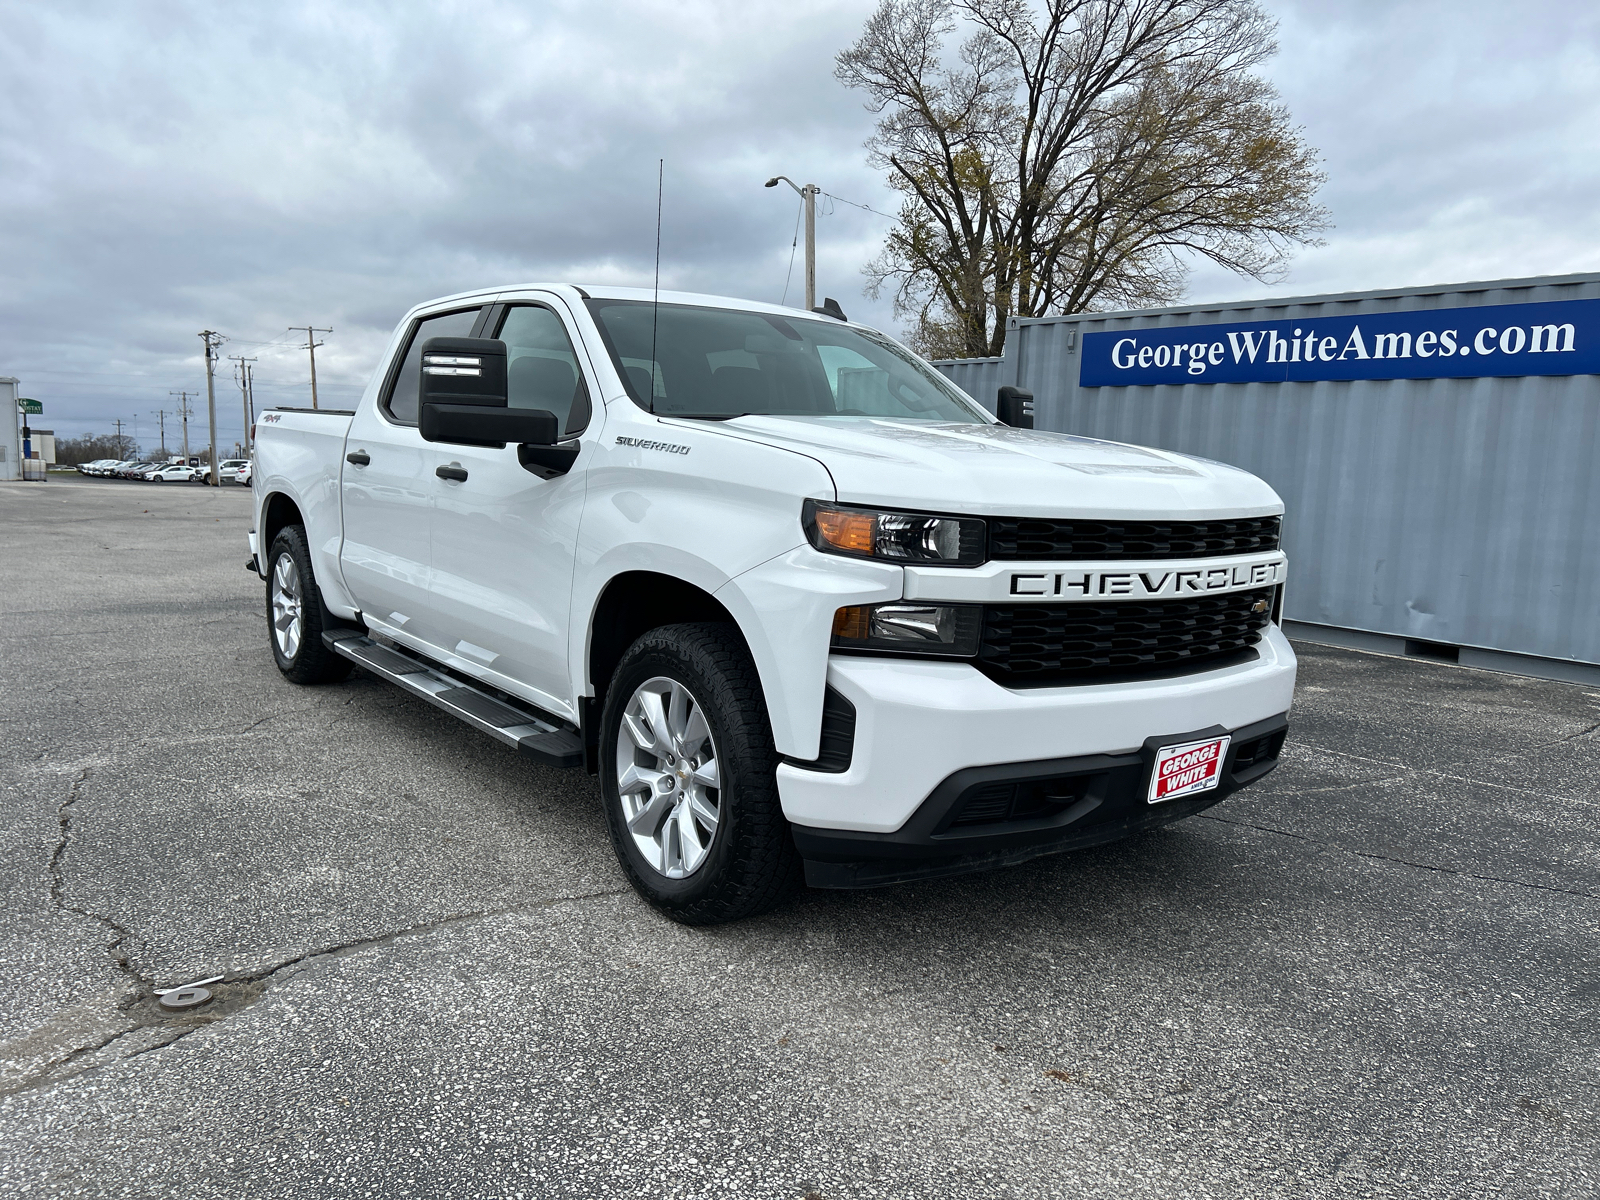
244,362,256,434
151,409,169,456
170,391,195,460
229,355,257,451
113,418,127,458
765,176,820,311
200,330,225,485
290,326,331,409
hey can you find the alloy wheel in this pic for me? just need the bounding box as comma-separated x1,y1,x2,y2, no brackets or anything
271,552,303,660
615,676,722,879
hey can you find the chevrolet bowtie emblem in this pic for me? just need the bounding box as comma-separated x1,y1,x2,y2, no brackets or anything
1251,598,1270,613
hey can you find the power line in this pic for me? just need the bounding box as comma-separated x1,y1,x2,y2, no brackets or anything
780,193,804,306
226,334,303,351
820,191,897,221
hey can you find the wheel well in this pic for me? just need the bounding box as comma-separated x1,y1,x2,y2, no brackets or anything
261,492,303,563
587,572,741,704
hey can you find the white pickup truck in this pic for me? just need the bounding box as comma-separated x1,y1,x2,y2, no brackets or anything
249,284,1296,924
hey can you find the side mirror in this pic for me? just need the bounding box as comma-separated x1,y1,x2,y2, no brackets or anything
419,336,508,408
421,404,559,448
996,385,1034,429
417,334,562,448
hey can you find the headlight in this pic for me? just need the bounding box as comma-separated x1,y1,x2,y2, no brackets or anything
803,500,985,566
831,603,981,657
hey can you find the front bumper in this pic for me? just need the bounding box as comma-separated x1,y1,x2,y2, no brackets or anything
776,623,1297,875
793,711,1287,888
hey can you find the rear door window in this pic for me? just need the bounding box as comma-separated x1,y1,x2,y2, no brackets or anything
383,307,484,424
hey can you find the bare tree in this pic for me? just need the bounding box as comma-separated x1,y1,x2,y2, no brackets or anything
836,0,1329,359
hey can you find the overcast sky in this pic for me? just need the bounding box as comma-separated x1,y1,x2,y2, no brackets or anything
2,0,1597,449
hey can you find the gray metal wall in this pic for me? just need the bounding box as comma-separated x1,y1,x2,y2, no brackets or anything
935,273,1600,669
0,379,19,482
934,356,1009,413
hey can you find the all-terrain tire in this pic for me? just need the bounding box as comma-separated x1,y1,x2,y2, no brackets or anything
600,622,800,925
266,524,354,685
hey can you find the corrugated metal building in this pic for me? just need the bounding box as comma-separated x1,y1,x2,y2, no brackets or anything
933,272,1600,686
0,378,20,482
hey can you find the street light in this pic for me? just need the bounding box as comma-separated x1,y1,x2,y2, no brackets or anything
766,175,820,312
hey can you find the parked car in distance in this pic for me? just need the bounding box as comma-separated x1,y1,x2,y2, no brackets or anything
234,460,253,486
77,459,114,475
147,463,197,482
120,462,157,479
217,459,249,482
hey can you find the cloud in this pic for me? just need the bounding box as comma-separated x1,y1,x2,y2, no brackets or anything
0,0,897,444
1183,0,1600,303
1,0,1596,445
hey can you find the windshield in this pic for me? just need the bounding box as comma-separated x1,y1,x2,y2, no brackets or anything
584,299,990,423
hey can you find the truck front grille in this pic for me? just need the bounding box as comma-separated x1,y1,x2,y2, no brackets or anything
987,515,1281,561
977,587,1275,687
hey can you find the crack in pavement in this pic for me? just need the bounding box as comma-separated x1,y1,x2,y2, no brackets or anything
1,885,630,1100
1482,718,1600,764
1288,737,1600,805
1197,812,1598,901
47,768,148,987
1260,775,1410,798
234,710,294,735
234,886,631,988
13,767,165,1099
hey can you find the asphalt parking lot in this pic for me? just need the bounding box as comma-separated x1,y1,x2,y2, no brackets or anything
1,479,1596,1199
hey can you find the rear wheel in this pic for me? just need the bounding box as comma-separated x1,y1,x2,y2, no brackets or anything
600,623,799,925
266,525,353,684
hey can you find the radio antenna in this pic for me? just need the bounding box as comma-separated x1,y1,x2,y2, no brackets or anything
650,158,663,415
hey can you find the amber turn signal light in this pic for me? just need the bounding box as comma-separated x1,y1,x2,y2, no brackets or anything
832,605,869,640
814,509,876,554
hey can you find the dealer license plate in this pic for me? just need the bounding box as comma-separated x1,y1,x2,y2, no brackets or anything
1147,735,1232,804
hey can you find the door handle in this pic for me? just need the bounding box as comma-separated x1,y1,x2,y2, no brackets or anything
435,465,468,482
346,451,370,466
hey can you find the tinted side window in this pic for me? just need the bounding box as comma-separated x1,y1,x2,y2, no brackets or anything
383,307,483,424
495,305,591,435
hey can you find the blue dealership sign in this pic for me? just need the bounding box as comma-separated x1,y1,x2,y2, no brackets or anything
1079,298,1600,387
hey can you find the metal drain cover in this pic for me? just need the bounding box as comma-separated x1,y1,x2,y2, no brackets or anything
158,986,212,1010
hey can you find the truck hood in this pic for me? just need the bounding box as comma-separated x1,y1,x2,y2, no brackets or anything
712,416,1282,519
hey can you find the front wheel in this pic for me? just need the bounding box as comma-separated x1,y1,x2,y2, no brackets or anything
266,525,353,685
600,623,799,925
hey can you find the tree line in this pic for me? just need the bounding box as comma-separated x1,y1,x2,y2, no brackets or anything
51,434,241,466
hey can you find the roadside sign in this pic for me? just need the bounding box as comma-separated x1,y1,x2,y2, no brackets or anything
17,398,42,414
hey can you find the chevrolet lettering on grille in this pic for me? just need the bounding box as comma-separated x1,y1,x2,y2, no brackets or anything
1007,558,1285,599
